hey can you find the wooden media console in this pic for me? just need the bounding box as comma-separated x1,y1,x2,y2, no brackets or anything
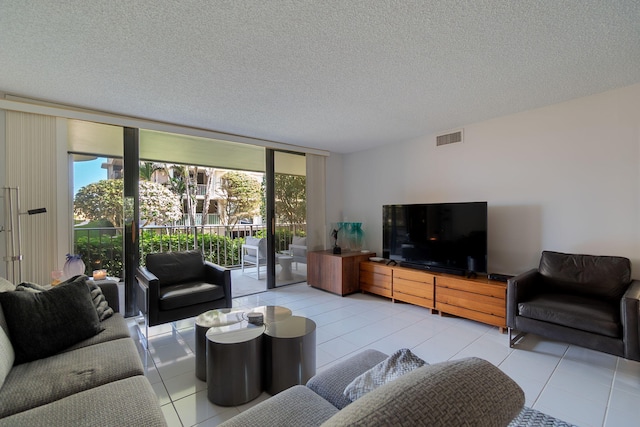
359,261,507,332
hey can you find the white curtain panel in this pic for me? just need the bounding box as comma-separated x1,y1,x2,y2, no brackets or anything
4,111,67,284
305,154,326,252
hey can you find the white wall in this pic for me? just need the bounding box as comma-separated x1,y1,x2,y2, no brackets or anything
0,110,5,279
334,84,640,277
325,151,345,225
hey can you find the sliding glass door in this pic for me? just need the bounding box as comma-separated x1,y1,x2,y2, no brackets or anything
68,119,309,304
273,151,307,287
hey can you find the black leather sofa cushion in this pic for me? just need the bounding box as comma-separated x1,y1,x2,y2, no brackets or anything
538,251,631,301
159,282,225,311
146,250,206,286
518,293,621,338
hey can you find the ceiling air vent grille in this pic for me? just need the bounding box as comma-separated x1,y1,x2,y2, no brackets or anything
436,130,463,146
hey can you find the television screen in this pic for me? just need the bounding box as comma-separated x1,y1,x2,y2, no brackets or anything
383,202,487,275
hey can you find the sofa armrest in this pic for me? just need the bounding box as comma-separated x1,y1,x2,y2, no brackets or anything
136,266,158,285
96,281,120,312
622,280,640,361
306,349,388,409
507,268,540,327
135,267,159,317
242,244,259,256
219,385,338,427
204,261,232,308
321,357,524,427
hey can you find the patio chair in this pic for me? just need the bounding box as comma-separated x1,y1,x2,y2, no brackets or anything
242,236,267,279
288,236,307,269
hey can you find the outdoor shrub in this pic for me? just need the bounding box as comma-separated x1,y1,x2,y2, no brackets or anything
74,226,300,278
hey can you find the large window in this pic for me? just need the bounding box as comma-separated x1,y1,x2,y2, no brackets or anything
68,120,307,298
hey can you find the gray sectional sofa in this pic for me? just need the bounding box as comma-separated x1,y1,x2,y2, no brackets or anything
220,349,575,427
0,277,166,426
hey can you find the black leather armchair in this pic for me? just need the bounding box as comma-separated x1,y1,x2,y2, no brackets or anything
507,251,640,361
136,250,232,328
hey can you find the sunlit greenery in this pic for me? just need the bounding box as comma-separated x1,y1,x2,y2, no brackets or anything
74,179,182,228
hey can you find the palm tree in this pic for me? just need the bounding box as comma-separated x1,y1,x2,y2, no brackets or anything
139,162,160,181
200,167,216,234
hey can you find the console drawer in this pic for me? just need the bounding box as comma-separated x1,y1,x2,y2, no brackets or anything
435,276,506,328
392,269,435,309
360,262,392,298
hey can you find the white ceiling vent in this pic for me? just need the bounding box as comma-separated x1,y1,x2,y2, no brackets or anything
436,130,463,146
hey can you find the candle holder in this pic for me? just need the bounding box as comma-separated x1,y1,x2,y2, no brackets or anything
92,269,107,280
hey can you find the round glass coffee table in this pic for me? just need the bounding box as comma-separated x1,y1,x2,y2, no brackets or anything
206,323,265,406
263,315,317,395
244,305,292,324
203,305,294,405
194,308,245,381
195,306,292,381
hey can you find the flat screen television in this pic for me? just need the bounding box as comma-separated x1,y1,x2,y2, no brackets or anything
383,202,487,276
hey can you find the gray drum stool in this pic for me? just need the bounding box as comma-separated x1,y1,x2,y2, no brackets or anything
263,315,316,395
206,323,265,406
195,308,244,381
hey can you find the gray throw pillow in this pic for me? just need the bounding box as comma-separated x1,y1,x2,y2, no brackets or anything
0,306,14,389
0,277,104,364
0,277,15,293
86,280,115,321
344,348,426,401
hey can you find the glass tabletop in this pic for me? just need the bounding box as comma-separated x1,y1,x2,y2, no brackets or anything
244,305,292,324
196,308,245,328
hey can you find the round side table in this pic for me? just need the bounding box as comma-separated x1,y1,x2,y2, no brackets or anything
277,255,294,280
206,324,265,406
195,308,244,381
263,315,316,395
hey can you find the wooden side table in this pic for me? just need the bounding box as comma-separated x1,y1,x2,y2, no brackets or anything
308,250,374,296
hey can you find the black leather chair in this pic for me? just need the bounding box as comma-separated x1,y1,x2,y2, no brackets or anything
136,250,232,330
507,251,640,361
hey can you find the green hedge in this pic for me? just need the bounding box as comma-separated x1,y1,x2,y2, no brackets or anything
75,232,242,278
74,228,303,278
74,234,124,278
139,231,243,267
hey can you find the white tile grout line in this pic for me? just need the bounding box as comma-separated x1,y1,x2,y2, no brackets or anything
529,344,569,409
601,357,619,427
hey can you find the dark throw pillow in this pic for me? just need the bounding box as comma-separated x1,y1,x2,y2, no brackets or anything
17,275,114,321
16,281,50,293
0,277,104,364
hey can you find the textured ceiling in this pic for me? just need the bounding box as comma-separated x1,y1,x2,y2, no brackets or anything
1,1,639,153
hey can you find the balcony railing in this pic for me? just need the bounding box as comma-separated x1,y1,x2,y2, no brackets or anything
174,213,221,226
73,222,306,279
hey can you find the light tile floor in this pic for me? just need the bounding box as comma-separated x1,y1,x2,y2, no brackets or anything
130,283,640,427
231,264,308,298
